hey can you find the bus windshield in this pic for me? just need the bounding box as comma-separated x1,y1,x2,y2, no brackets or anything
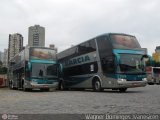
153,68,160,74
110,34,141,49
32,63,58,78
118,54,145,74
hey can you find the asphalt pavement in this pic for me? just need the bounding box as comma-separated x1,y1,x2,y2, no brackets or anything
0,85,160,115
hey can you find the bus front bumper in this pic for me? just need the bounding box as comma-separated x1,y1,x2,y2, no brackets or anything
30,82,58,89
117,78,147,88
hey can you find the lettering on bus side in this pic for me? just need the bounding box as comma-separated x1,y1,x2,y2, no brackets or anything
64,55,90,66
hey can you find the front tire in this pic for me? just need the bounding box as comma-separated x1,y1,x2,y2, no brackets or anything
10,83,14,89
148,83,154,85
93,78,103,92
156,82,160,85
23,86,27,91
9,80,15,90
22,81,28,91
119,88,127,92
58,80,65,90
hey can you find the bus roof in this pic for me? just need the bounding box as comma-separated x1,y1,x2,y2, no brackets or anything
26,46,55,50
58,33,136,54
94,33,135,38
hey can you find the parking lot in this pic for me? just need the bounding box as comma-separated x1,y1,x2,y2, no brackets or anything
0,85,160,114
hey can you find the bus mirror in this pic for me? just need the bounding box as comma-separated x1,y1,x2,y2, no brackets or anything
141,55,150,68
26,62,31,71
59,64,63,73
141,55,149,61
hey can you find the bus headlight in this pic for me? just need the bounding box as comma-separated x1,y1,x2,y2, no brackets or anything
142,78,147,82
32,81,37,84
32,79,38,84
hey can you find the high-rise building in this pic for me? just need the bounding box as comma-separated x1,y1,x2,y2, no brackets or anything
8,33,23,62
28,25,45,47
3,49,8,67
0,51,4,62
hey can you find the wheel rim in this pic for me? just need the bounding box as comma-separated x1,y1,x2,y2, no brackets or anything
95,81,100,90
119,88,127,92
60,83,64,90
11,83,14,88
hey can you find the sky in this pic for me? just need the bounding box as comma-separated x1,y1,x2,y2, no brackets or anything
0,0,160,55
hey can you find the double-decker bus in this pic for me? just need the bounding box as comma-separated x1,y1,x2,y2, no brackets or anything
8,47,58,91
57,33,148,92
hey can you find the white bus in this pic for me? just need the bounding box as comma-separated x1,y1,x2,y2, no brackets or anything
58,33,148,92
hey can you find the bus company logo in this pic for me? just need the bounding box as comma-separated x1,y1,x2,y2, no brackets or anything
2,114,8,120
65,55,90,66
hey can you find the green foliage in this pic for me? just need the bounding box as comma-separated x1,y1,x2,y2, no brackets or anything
146,60,152,66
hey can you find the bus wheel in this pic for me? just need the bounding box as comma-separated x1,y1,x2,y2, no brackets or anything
11,82,16,90
10,83,14,90
23,87,27,91
93,79,102,92
148,83,154,85
23,87,31,91
22,81,27,91
9,80,13,89
157,82,160,85
59,81,64,90
119,88,127,92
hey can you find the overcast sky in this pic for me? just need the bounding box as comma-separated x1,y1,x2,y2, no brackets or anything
0,0,160,55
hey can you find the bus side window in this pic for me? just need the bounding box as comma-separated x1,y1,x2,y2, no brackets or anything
102,57,115,73
96,36,114,73
77,39,96,56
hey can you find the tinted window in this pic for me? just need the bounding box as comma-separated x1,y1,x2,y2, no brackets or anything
96,36,115,73
110,34,141,49
64,62,98,76
119,54,145,73
77,39,96,56
59,47,77,61
46,64,58,76
58,39,96,61
96,36,112,58
32,63,58,77
101,56,115,73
